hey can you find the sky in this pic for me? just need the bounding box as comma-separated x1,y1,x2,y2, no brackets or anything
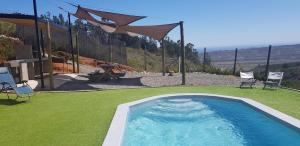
1,0,300,50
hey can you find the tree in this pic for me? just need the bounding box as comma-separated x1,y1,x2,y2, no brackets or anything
58,14,66,26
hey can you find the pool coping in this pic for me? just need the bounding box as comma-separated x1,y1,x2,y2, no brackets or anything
102,93,300,146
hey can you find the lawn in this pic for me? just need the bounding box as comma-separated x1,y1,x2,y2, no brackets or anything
0,86,299,146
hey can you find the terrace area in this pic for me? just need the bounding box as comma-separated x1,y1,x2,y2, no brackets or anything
0,86,300,146
1,0,300,146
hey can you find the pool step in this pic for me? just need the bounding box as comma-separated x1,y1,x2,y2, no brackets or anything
143,98,215,122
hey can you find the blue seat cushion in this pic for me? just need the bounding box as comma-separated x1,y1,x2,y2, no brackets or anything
15,86,33,95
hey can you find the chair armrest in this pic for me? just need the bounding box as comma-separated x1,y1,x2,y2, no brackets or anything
0,82,13,90
1,82,10,86
21,80,30,86
21,80,28,84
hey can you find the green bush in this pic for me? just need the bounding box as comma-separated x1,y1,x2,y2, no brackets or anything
0,37,17,62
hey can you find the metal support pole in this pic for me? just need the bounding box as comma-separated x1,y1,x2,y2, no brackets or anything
161,38,166,76
203,47,206,72
76,32,80,73
233,48,238,75
68,12,75,73
180,21,186,85
40,29,45,57
265,45,272,79
33,0,45,88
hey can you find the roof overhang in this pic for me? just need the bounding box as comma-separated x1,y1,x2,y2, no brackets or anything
0,13,68,32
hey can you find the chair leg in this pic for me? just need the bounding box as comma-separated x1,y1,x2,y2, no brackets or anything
6,91,10,99
240,83,244,88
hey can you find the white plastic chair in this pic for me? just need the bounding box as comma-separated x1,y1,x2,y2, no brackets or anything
264,72,284,89
240,71,256,88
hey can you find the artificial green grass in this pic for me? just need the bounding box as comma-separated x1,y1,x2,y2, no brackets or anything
0,86,299,146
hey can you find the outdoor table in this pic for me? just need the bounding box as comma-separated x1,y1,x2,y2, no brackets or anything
99,64,119,80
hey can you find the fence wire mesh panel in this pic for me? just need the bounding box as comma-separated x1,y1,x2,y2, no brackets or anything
198,46,300,90
259,45,300,89
76,29,127,65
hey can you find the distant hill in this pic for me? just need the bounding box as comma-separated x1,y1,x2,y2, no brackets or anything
200,44,300,70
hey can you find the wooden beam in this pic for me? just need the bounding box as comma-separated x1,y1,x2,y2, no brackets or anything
161,38,166,76
265,45,272,79
0,13,35,19
76,32,80,73
178,56,181,73
144,45,147,71
180,21,186,85
33,0,45,88
46,21,54,90
141,39,147,71
233,48,238,75
40,29,45,57
109,35,113,62
68,12,75,73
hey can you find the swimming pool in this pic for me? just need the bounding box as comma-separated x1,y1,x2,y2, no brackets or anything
103,94,300,146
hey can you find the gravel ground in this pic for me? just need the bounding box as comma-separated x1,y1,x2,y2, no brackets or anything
141,72,262,87
56,72,262,91
56,74,144,91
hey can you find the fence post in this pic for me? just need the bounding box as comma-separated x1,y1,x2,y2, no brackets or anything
265,45,272,79
46,21,54,90
144,44,147,71
233,48,238,75
161,38,166,76
180,21,186,85
203,47,206,72
68,12,75,73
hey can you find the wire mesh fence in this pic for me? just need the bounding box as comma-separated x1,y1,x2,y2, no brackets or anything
198,45,300,89
76,30,127,65
14,24,128,65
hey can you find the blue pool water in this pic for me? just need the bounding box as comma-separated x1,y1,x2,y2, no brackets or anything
122,95,300,146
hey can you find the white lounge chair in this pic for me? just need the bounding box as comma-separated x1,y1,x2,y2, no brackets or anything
240,71,256,88
0,67,33,99
263,72,284,89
